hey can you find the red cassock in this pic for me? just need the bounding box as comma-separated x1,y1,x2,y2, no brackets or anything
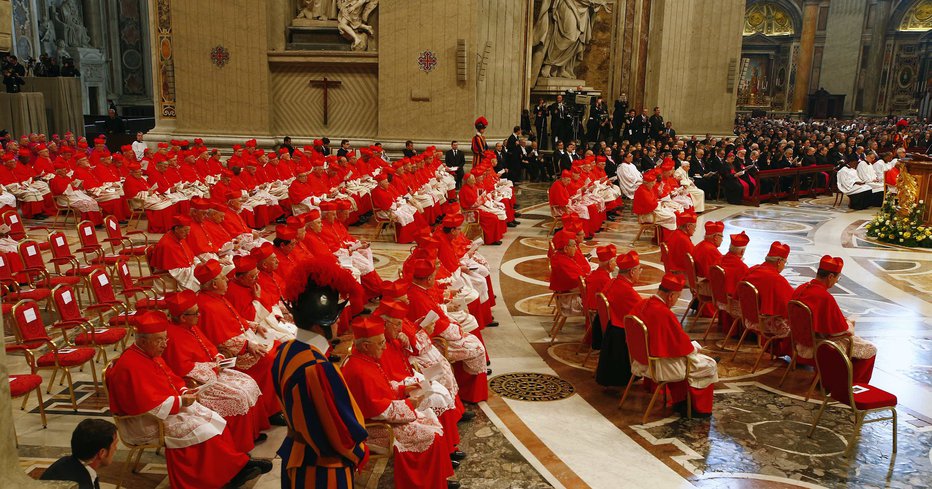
549,252,587,292
664,229,694,274
407,285,488,403
692,240,723,278
225,280,258,321
202,220,233,249
106,345,248,489
603,276,642,328
632,185,658,216
744,262,793,317
548,180,570,208
162,322,266,452
631,296,714,413
342,354,454,489
48,174,103,225
220,207,251,236
197,291,281,419
73,166,130,220
459,183,505,245
372,185,424,244
720,253,749,297
379,336,462,455
149,233,194,271
791,280,875,382
435,229,493,328
584,268,611,310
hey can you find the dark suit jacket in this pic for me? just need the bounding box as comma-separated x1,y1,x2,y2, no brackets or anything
444,149,466,169
402,149,417,158
41,456,98,489
554,150,572,172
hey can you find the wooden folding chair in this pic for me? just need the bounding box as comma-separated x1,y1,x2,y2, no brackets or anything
730,281,790,372
782,300,821,401
618,315,692,423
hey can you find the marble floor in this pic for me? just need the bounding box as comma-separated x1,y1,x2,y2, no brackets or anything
7,183,932,488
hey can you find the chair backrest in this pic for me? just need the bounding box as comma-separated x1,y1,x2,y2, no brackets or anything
2,210,26,239
103,215,123,242
660,243,670,272
814,340,854,407
787,300,816,350
708,265,728,305
596,293,611,332
89,268,117,303
0,253,16,284
736,281,761,323
48,231,73,260
52,284,83,322
683,253,699,291
623,315,651,366
77,220,101,248
17,239,44,269
115,258,134,289
12,300,51,343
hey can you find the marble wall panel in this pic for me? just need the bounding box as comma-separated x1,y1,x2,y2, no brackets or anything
270,61,378,138
377,0,478,141
820,0,868,113
169,0,271,135
0,0,11,53
476,0,529,137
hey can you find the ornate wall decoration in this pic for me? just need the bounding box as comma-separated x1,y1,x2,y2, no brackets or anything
210,45,230,68
889,43,921,113
11,0,34,59
156,0,175,118
417,49,437,72
117,0,146,96
744,2,794,37
898,0,932,32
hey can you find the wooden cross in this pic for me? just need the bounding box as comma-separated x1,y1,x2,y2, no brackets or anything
309,77,342,126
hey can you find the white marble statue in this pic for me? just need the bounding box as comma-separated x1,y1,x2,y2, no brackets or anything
531,0,610,85
50,0,91,48
296,0,338,21
337,0,378,51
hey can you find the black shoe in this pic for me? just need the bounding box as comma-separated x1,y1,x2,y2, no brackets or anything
507,221,518,228
254,433,268,443
514,212,523,218
269,413,287,426
226,465,261,488
486,321,499,327
459,410,476,423
249,459,273,474
486,368,492,375
118,220,129,225
447,481,461,489
671,401,687,416
691,411,713,419
32,214,48,220
451,459,461,469
514,203,521,209
450,450,467,461
491,240,502,245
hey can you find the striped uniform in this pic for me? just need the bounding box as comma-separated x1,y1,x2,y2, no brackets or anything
273,340,369,489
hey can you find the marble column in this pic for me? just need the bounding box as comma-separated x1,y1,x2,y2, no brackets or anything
0,317,73,488
862,0,893,113
820,0,869,113
633,0,651,110
792,0,820,112
82,0,104,49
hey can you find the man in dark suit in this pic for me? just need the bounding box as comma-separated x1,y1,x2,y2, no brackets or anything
336,139,352,157
533,99,549,150
505,126,523,183
493,142,507,173
402,140,417,158
689,148,718,196
444,140,467,188
639,147,657,172
553,140,572,173
549,95,570,147
631,109,649,144
41,419,119,489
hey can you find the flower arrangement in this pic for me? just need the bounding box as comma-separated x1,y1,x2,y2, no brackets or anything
865,195,932,248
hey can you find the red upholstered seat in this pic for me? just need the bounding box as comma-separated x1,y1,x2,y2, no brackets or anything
135,298,167,310
40,276,82,287
73,327,128,347
851,384,898,410
109,313,142,326
120,245,148,256
7,289,51,302
8,374,43,397
36,348,96,367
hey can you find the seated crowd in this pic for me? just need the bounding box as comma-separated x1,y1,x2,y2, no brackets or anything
549,215,878,418
2,129,523,489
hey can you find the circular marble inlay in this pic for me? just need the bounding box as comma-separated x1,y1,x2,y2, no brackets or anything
547,342,597,371
489,372,576,402
728,218,812,233
514,293,558,316
748,420,847,456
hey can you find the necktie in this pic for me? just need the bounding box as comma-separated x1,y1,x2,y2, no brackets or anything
94,477,100,489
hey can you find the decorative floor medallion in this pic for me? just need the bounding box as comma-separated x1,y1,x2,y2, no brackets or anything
489,372,576,402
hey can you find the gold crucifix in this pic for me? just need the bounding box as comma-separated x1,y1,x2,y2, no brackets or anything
308,77,342,126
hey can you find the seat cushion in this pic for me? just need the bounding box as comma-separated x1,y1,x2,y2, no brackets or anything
8,374,42,397
73,327,127,346
109,313,142,326
7,289,51,301
852,384,897,410
119,246,148,255
135,298,167,310
36,348,96,367
43,276,82,287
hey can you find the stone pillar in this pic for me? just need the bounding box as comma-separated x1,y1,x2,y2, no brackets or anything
0,316,73,488
862,0,893,113
82,0,104,49
820,0,869,114
792,0,820,112
0,0,10,53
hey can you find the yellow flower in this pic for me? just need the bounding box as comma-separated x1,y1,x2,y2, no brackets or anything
905,232,912,238
890,234,896,239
